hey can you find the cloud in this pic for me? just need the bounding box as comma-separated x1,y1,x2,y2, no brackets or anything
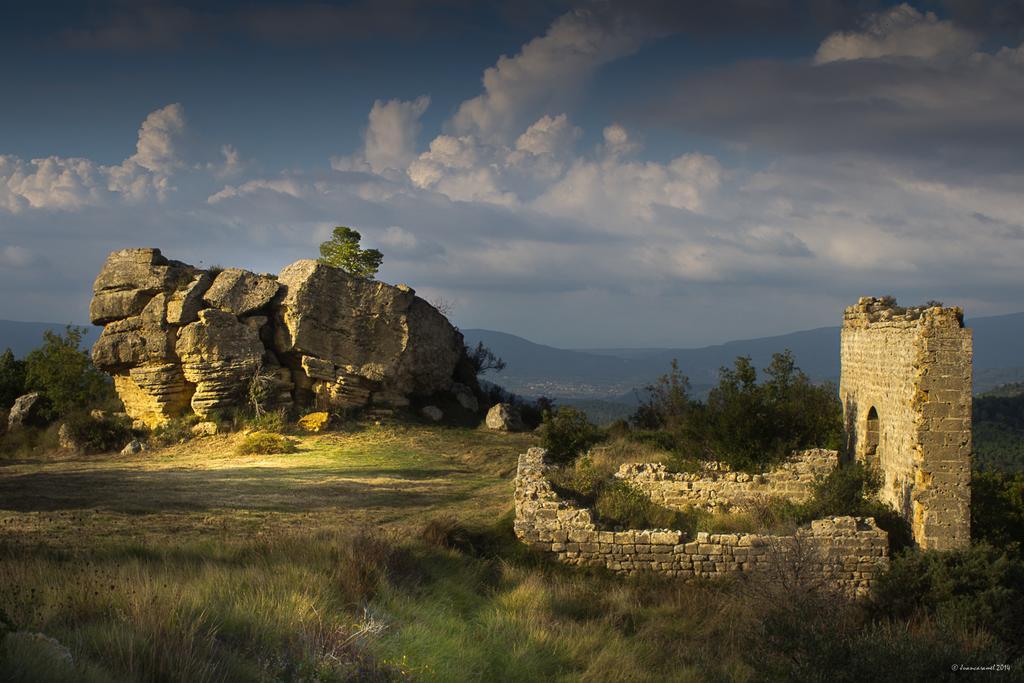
0,246,37,269
815,3,978,63
334,96,430,177
63,5,197,50
451,9,655,142
0,103,188,211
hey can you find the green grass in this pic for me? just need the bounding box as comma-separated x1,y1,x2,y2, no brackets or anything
0,422,1020,681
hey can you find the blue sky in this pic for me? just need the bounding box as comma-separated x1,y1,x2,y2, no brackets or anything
2,0,1024,347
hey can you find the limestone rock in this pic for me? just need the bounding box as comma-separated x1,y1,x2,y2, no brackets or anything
113,363,193,429
89,249,466,429
203,269,280,316
452,383,479,412
176,309,264,417
273,260,462,408
7,392,47,430
58,423,78,451
421,405,443,422
191,421,219,437
121,439,145,455
167,272,213,325
486,403,524,432
90,248,195,325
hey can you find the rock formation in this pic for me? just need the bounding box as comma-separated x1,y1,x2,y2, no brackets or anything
90,248,466,428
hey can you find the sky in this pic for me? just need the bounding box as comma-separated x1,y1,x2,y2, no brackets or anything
1,0,1023,348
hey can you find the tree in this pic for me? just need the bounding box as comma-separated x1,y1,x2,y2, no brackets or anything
466,342,506,375
24,326,113,419
0,348,26,410
318,226,383,278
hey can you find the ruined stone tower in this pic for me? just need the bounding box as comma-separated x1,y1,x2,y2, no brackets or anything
839,297,972,550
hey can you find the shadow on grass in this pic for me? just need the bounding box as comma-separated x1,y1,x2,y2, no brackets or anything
0,465,477,514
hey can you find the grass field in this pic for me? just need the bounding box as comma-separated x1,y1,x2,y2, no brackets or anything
0,423,1017,681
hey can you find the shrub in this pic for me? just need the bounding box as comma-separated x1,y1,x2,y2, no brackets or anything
297,411,330,433
800,461,913,552
593,480,688,530
318,226,383,278
236,432,297,455
24,326,113,419
971,469,1024,553
421,515,477,552
248,409,289,434
148,415,201,447
872,545,1024,657
0,348,26,410
632,359,691,431
539,407,602,465
62,412,135,454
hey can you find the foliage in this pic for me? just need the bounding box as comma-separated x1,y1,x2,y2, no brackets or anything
973,391,1024,472
236,431,297,455
248,409,290,434
630,351,843,472
148,415,201,447
539,406,602,465
24,326,113,420
0,348,26,410
797,461,913,553
548,455,688,531
62,413,135,454
971,469,1024,553
631,358,691,430
297,411,330,433
246,361,278,417
873,544,1024,658
318,226,383,278
466,342,506,376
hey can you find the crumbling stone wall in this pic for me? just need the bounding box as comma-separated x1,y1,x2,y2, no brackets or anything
616,449,838,512
514,448,889,598
840,297,972,550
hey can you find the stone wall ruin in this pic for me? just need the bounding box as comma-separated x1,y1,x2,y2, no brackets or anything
840,297,972,550
90,248,467,428
514,448,889,598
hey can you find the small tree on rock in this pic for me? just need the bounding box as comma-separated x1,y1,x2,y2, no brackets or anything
318,226,383,279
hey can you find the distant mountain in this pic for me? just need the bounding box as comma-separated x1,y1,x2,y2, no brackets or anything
0,320,99,357
463,311,1024,400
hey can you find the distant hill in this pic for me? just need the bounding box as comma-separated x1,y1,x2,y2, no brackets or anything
0,320,100,357
463,311,1024,401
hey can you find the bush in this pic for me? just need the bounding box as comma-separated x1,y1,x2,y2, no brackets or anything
800,461,913,552
62,412,135,454
148,415,201,447
539,407,602,464
236,431,297,455
873,545,1024,657
24,326,113,419
972,469,1024,553
630,351,843,472
0,348,26,410
249,409,290,434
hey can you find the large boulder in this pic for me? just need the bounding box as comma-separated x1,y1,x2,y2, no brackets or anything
485,403,525,432
202,269,280,316
176,309,265,416
89,249,464,428
273,260,463,409
8,392,48,430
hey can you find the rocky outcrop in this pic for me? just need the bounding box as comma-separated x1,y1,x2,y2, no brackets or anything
7,392,47,430
486,403,525,432
90,248,465,428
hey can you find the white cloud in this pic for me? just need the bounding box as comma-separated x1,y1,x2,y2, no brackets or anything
0,103,187,211
332,95,429,177
815,4,977,64
0,246,37,268
451,9,653,142
129,103,186,174
207,177,307,203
